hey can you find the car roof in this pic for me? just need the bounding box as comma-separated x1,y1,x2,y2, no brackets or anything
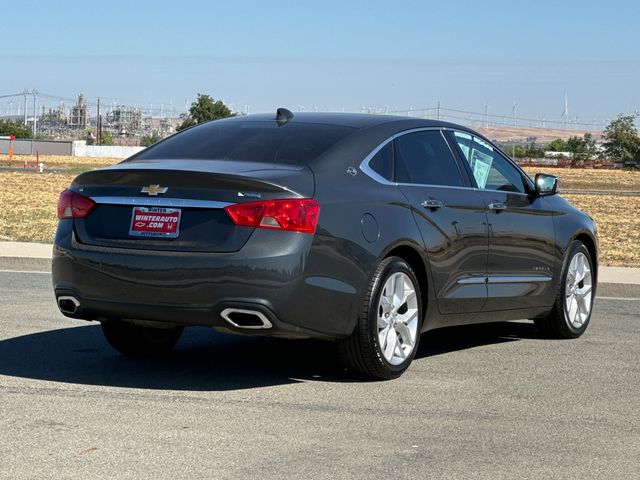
222,111,468,131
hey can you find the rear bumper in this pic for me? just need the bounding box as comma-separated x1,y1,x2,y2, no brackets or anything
52,224,362,339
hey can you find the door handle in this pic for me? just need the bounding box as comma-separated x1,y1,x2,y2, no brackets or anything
421,199,444,210
488,202,506,212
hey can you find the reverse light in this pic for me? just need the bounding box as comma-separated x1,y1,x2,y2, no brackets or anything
224,198,320,234
57,189,96,219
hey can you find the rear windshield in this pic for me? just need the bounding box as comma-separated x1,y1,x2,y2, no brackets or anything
133,121,356,165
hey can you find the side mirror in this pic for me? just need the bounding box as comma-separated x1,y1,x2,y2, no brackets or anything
535,173,558,196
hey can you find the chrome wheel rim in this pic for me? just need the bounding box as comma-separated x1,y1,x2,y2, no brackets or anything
565,252,593,328
377,272,419,366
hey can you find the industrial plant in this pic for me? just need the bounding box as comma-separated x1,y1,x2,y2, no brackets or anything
0,91,181,144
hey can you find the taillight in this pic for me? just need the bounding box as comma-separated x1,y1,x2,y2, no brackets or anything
224,198,320,234
56,189,96,219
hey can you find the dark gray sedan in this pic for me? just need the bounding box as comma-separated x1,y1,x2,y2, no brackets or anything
52,110,598,379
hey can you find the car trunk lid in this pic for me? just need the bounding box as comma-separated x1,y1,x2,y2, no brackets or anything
70,160,315,253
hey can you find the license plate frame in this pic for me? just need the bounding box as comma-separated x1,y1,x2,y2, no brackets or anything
129,206,182,239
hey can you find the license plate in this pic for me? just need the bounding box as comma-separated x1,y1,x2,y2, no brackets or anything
129,207,181,239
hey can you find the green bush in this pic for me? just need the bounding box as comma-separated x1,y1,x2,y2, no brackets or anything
0,119,33,139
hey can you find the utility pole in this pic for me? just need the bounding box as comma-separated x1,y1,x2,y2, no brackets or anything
437,100,441,121
32,90,38,137
23,90,28,125
96,98,101,146
484,103,489,128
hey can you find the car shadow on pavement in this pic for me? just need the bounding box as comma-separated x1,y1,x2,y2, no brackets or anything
415,321,541,360
0,321,542,391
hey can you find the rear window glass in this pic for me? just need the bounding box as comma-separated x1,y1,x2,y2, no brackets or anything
133,121,356,165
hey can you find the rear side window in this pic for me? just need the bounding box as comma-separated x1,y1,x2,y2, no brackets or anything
394,130,464,187
133,121,356,165
368,142,393,181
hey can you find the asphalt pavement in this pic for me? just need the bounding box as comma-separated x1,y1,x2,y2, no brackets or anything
0,270,639,480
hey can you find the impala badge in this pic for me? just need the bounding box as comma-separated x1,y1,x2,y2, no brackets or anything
141,184,168,196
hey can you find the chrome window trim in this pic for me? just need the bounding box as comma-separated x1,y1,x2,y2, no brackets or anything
359,126,469,189
90,196,232,209
359,137,395,185
359,127,531,196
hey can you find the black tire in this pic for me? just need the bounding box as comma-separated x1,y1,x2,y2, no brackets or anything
101,320,183,356
534,240,595,339
338,256,423,380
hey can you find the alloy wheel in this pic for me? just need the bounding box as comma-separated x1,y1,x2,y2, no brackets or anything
564,252,593,328
377,272,419,365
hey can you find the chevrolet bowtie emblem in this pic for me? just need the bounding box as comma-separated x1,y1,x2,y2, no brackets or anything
141,184,168,196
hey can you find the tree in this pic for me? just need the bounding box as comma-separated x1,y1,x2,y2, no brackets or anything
547,138,568,152
602,114,640,164
524,139,545,158
562,134,598,162
565,136,583,154
580,133,598,158
177,94,235,131
0,119,32,139
100,130,114,146
140,132,162,147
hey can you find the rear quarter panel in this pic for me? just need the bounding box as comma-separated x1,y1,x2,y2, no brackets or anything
307,127,431,335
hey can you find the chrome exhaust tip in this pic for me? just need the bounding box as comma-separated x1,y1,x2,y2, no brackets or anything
220,308,273,329
57,296,80,315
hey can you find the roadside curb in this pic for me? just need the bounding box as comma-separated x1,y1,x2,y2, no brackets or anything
0,257,51,272
597,283,640,299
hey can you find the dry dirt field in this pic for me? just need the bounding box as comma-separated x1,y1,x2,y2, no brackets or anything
2,154,120,174
522,167,640,192
523,167,640,267
0,156,638,266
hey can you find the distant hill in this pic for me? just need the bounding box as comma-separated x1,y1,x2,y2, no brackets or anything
473,125,603,144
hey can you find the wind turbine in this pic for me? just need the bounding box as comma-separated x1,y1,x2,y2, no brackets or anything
561,94,568,131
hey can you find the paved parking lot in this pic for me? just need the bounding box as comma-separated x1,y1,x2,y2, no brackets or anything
0,270,638,479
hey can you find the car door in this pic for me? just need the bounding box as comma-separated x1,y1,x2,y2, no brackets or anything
447,130,556,311
393,129,489,314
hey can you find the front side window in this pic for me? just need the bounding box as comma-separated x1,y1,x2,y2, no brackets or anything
394,130,463,187
451,131,526,193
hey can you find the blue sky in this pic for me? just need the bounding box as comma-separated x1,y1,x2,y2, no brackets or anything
2,0,639,124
